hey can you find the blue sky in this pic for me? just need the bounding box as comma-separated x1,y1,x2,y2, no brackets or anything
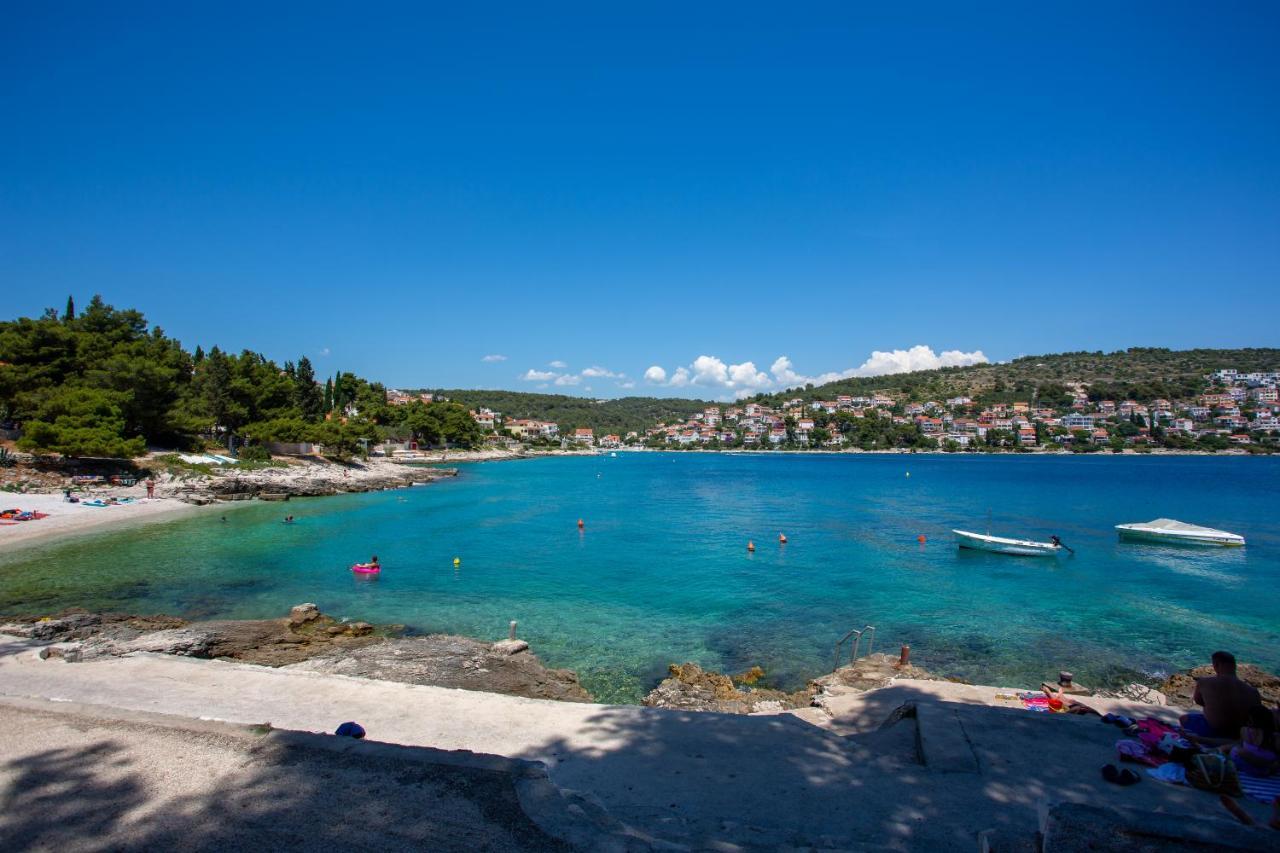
3,3,1278,399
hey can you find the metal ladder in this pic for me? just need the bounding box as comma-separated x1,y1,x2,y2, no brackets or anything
832,624,876,672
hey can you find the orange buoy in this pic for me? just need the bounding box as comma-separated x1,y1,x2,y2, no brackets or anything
778,533,788,544
747,540,755,552
577,518,584,529
917,534,926,544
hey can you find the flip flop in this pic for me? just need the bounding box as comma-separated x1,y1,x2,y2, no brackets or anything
1102,764,1121,784
1118,768,1141,786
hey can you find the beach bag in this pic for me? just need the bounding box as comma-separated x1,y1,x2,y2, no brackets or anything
1186,753,1242,796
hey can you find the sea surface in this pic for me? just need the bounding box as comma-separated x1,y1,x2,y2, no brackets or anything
2,453,1277,703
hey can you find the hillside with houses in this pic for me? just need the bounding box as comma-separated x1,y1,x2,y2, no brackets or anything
439,359,1280,455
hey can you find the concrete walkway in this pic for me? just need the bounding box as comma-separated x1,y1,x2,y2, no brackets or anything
0,700,568,852
1,636,1274,850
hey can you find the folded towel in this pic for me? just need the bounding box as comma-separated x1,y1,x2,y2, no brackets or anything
1238,773,1280,804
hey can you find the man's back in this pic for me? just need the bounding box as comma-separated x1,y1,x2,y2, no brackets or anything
1197,674,1262,734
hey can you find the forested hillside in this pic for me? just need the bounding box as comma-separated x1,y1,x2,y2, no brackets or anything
423,389,711,435
5,294,1273,459
750,348,1280,407
0,297,482,458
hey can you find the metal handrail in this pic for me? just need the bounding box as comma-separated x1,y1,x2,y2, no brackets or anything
832,624,876,672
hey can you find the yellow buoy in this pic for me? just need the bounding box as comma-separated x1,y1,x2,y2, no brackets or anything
453,557,461,566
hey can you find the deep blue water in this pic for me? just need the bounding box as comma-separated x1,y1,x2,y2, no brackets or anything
2,453,1277,702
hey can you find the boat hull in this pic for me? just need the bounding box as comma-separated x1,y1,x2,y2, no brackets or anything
1116,527,1244,547
953,530,1062,557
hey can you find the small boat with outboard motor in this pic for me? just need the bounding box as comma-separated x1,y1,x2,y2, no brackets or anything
953,529,1071,557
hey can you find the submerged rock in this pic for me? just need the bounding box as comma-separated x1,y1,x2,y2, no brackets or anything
284,635,593,703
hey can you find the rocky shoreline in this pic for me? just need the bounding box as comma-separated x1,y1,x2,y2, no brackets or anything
5,606,1278,716
162,457,460,503
0,605,590,703
1,448,616,506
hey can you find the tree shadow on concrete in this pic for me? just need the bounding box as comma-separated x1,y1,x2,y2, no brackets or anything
513,682,1275,850
0,715,568,853
0,741,144,849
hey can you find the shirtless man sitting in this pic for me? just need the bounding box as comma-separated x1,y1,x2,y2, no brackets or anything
1180,651,1262,745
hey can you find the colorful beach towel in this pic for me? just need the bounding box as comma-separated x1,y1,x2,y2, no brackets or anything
1238,774,1280,804
1117,738,1168,767
1020,693,1051,712
1133,718,1181,748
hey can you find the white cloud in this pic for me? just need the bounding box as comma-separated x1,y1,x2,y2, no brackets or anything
765,347,987,390
618,380,636,389
549,360,567,369
481,354,507,363
690,355,729,386
645,346,987,399
554,374,582,386
318,347,331,357
728,360,771,390
651,355,774,397
582,365,623,379
849,345,988,377
522,369,557,381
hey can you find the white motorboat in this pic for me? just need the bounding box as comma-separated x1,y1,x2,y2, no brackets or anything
953,529,1064,557
1115,519,1245,547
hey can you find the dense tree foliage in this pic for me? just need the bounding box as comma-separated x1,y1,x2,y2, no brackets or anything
425,389,711,436
0,296,484,458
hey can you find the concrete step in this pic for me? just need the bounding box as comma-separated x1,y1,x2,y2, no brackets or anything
914,702,980,773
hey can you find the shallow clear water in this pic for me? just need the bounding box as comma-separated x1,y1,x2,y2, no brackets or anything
2,453,1277,702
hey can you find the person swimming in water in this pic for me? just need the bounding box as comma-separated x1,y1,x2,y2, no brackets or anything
284,515,294,523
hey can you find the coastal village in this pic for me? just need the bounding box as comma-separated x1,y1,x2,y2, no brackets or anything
439,367,1280,454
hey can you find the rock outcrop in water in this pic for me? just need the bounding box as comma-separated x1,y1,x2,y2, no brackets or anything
1160,662,1280,708
643,662,812,714
162,457,458,503
0,605,593,703
286,635,592,703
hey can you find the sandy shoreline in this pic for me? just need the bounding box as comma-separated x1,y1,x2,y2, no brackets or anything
0,494,208,551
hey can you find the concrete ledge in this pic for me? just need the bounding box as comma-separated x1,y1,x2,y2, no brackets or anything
0,694,652,851
1041,801,1278,851
915,702,980,773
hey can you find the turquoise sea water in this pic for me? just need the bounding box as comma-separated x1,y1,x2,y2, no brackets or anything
2,453,1277,702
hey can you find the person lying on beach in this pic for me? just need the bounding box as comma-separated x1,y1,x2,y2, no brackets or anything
1181,651,1262,746
1223,706,1280,778
1219,794,1280,831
